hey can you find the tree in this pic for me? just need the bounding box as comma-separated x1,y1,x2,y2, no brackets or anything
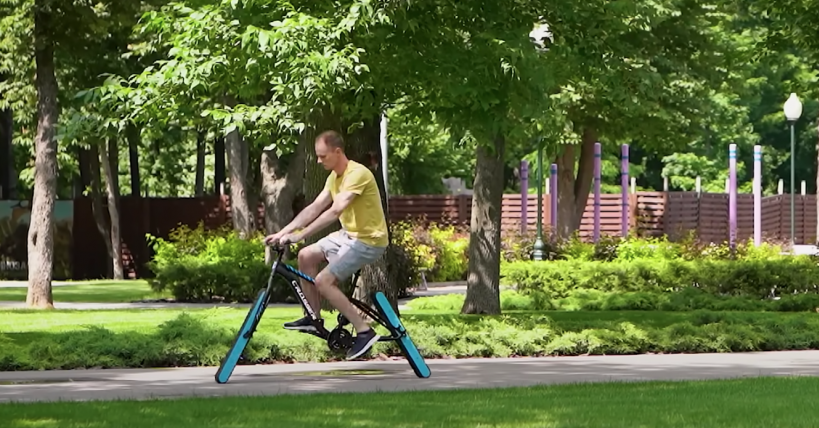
26,0,59,308
539,0,739,236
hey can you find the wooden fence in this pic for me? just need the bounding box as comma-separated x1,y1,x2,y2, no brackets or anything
2,191,816,281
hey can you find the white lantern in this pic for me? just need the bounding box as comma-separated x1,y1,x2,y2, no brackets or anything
784,93,803,122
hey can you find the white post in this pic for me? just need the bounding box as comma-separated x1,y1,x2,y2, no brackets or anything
754,145,762,247
801,180,807,195
630,177,636,194
663,177,669,192
380,113,389,199
695,176,701,194
778,179,784,195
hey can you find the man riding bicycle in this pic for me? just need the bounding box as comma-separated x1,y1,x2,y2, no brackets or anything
264,130,388,360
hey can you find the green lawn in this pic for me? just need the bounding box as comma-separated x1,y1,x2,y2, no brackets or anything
0,306,721,337
2,377,818,427
0,280,171,303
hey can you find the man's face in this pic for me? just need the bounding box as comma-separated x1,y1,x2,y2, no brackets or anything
315,139,339,170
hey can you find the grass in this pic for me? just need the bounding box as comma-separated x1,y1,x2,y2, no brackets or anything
0,306,729,339
2,377,819,427
0,280,171,303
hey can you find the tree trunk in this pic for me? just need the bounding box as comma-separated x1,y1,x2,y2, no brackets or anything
26,8,58,309
302,109,342,245
195,130,206,196
0,107,14,199
261,138,306,262
88,144,114,278
214,136,225,194
126,124,140,196
226,128,255,238
344,115,399,309
461,135,505,315
100,139,124,280
555,128,597,238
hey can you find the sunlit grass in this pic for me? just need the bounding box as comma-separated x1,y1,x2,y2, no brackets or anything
2,377,819,428
0,280,171,303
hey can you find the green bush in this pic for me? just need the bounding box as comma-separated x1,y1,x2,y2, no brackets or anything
406,287,819,313
4,310,819,370
146,223,296,304
498,228,792,264
391,218,469,283
501,258,819,300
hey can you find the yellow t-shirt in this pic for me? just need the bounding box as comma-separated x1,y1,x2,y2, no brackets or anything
324,160,389,248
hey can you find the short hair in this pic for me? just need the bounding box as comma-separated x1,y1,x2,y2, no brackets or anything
316,130,345,151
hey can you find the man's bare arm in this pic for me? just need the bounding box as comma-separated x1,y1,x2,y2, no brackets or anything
279,189,333,234
295,191,357,241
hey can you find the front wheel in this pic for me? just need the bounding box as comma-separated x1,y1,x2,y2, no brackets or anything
215,288,268,384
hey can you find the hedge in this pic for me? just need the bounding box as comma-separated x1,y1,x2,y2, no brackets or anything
500,258,819,299
407,288,819,313
3,310,819,371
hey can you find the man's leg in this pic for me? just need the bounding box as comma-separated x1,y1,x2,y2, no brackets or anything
283,234,339,331
296,244,324,316
314,236,386,359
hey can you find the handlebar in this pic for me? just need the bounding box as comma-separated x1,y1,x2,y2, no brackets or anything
265,242,287,264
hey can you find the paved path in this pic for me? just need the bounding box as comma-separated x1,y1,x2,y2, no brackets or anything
1,351,818,403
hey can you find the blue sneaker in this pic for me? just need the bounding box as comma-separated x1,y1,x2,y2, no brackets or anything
346,328,380,360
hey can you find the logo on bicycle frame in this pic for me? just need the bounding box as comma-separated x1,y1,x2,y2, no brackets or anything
292,279,316,318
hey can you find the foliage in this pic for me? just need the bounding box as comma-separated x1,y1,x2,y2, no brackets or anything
501,257,819,301
385,105,475,195
5,309,819,370
390,218,469,283
146,223,295,303
408,287,819,313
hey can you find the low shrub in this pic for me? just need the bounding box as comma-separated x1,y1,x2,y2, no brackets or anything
406,287,819,313
391,218,469,282
146,223,296,304
4,310,819,370
501,258,819,299
498,229,792,264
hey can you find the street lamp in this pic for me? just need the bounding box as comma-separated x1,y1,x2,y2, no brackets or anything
532,145,546,261
784,93,803,248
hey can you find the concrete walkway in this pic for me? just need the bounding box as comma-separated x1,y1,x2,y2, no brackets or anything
1,351,818,403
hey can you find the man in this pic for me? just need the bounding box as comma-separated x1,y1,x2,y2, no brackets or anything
264,130,389,360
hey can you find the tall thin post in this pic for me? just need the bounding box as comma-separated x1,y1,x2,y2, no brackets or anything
791,122,796,247
532,149,545,261
380,113,389,198
550,163,558,233
729,143,737,251
621,144,629,237
754,145,762,247
520,160,528,235
593,142,601,242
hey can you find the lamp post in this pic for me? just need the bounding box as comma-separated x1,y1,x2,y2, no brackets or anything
784,93,803,248
532,145,546,261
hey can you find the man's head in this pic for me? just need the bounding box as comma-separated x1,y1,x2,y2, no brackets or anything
315,130,347,171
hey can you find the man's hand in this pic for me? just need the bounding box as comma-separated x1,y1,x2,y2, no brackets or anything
264,232,302,247
278,232,303,246
263,232,285,246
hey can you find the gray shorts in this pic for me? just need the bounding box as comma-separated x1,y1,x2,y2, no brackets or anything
317,230,386,281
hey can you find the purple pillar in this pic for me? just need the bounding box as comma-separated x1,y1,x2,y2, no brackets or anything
729,144,737,250
593,142,602,242
520,160,528,235
621,144,629,237
754,145,762,247
550,163,558,231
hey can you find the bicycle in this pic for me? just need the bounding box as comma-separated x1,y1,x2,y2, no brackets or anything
214,244,432,384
